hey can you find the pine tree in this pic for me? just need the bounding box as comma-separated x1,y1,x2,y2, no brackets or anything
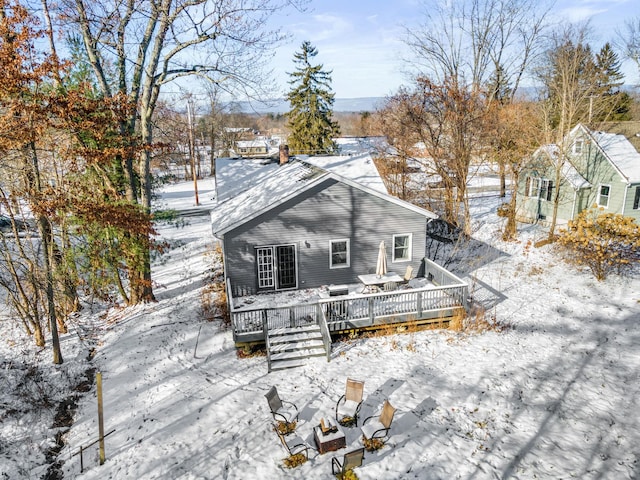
286,41,340,155
593,43,631,121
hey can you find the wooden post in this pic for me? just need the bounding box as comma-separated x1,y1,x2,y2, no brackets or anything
97,372,105,465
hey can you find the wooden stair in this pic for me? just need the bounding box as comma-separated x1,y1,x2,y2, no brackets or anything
267,324,327,372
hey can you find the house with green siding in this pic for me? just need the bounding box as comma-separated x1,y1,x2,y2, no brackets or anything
516,123,640,226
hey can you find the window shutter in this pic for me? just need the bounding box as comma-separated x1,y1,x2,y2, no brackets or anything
634,186,640,210
546,180,553,201
525,177,531,196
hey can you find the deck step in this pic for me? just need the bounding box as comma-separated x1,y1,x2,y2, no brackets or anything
267,324,328,372
269,324,319,336
269,358,309,371
269,338,325,353
270,348,326,362
269,331,323,344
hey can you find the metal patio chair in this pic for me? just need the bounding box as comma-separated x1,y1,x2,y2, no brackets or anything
272,423,310,459
331,447,365,478
361,400,396,442
335,378,365,427
265,386,299,430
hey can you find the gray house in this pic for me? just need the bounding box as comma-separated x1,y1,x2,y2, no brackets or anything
211,155,437,298
517,123,640,225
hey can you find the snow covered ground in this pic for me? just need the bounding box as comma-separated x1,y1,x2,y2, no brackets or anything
2,179,639,480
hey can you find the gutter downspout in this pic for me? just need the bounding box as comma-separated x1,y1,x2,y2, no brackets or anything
621,182,630,215
571,188,578,220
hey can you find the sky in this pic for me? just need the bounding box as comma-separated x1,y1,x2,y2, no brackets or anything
265,0,640,99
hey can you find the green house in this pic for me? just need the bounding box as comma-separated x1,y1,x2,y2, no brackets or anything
516,123,640,225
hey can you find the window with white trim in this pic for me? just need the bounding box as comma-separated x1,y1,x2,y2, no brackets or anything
573,139,583,154
525,176,553,200
525,176,539,197
329,239,350,268
597,184,610,208
392,234,412,262
539,179,553,201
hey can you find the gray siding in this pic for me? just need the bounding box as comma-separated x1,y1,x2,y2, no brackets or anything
224,178,427,296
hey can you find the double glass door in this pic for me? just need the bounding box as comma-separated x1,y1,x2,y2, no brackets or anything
256,244,297,291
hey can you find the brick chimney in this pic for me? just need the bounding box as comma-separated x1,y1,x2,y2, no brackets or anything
279,144,289,165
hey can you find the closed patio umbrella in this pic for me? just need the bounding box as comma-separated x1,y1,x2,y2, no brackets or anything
376,241,387,278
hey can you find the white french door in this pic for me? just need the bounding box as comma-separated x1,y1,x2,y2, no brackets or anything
256,244,297,291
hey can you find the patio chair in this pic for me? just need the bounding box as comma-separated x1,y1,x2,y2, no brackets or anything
272,423,310,460
383,281,397,291
331,447,365,479
335,378,365,427
361,400,396,442
265,386,299,429
402,265,414,283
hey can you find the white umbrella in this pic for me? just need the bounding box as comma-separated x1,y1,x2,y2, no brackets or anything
376,241,387,278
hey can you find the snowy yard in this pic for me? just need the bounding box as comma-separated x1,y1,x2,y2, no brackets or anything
1,180,639,479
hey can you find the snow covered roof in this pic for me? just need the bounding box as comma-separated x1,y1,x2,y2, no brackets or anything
561,161,591,189
235,139,269,148
211,160,327,235
301,152,388,194
589,129,640,183
211,157,436,237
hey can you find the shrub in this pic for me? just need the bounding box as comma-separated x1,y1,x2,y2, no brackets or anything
557,208,640,281
338,416,356,428
337,469,360,480
275,420,297,435
362,435,385,452
283,452,307,468
496,203,511,218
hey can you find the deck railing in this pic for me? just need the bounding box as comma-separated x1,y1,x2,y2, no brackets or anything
229,277,468,345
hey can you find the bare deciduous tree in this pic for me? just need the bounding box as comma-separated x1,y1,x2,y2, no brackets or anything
486,101,544,240
57,0,304,303
399,0,551,235
616,16,640,74
536,24,612,239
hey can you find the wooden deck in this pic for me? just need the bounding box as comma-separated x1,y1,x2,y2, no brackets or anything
229,258,469,348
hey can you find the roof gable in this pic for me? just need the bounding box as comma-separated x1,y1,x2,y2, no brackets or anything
534,123,640,185
587,128,640,183
211,160,327,235
211,157,437,237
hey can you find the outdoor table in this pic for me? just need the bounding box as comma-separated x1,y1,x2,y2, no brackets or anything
357,272,404,293
314,420,346,454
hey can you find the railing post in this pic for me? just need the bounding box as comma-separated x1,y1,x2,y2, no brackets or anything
417,291,422,317
263,311,271,373
368,296,374,324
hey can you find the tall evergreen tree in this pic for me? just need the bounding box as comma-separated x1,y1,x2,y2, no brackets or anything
594,43,631,121
286,41,340,155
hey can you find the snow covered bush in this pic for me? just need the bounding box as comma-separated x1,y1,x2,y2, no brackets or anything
557,208,640,281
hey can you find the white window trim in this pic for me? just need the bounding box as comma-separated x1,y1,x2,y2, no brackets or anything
597,184,611,208
526,177,540,197
539,179,553,201
392,233,412,263
329,238,350,269
573,139,583,154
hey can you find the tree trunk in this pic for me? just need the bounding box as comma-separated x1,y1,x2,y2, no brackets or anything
503,171,519,241
27,142,63,363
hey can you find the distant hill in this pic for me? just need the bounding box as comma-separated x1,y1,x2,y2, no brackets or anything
231,97,385,114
